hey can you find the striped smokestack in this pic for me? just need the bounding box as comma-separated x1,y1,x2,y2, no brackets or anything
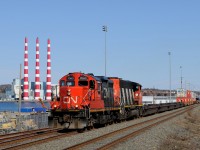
23,37,29,100
46,39,51,101
34,37,40,100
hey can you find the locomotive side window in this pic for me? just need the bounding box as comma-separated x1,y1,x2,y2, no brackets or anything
66,81,75,86
60,80,65,86
89,80,95,89
97,82,101,95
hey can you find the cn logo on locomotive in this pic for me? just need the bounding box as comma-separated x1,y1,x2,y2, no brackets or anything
63,96,79,104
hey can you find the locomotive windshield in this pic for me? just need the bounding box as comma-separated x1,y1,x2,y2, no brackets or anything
78,76,88,86
60,80,75,86
66,81,75,86
78,81,88,86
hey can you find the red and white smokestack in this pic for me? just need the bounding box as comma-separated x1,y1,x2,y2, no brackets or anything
34,37,40,100
23,37,29,100
46,39,51,101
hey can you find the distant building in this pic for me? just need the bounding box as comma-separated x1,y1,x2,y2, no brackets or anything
51,84,59,98
10,78,52,100
29,81,46,100
11,78,21,99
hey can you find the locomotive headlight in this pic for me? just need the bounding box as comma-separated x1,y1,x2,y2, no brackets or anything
67,89,71,96
54,105,57,108
135,93,139,97
75,105,78,108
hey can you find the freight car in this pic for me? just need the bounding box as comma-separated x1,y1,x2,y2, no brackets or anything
176,88,197,105
49,72,185,131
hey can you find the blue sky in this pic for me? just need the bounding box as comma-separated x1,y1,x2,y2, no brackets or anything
0,1,200,90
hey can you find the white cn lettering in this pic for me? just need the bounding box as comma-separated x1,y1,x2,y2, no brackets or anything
63,96,78,104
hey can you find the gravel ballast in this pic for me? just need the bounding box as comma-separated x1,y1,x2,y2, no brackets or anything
27,105,200,150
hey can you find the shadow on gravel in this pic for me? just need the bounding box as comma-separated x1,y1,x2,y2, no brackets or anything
57,129,77,133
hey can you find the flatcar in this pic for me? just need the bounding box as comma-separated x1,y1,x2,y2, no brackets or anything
50,72,186,130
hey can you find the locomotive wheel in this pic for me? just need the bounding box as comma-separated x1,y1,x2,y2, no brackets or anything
77,128,85,133
87,126,91,130
118,120,122,123
109,121,114,125
87,126,93,130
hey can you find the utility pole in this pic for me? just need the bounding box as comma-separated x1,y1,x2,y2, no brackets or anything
180,66,183,89
18,64,22,131
102,25,107,76
168,52,171,102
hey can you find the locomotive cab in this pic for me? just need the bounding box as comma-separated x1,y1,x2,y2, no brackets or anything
50,72,114,129
58,72,105,110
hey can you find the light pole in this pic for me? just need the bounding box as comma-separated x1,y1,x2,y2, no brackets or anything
180,66,183,89
168,52,171,102
18,63,22,131
102,25,107,76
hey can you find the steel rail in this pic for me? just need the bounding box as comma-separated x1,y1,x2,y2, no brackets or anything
0,128,62,147
97,106,195,150
1,130,78,150
0,128,62,141
0,127,49,139
65,105,196,150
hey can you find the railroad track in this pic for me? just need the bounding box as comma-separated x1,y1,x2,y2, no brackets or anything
65,105,197,150
0,127,53,139
0,105,197,150
0,127,70,150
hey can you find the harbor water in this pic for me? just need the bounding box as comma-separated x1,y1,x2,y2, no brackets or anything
0,101,51,112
